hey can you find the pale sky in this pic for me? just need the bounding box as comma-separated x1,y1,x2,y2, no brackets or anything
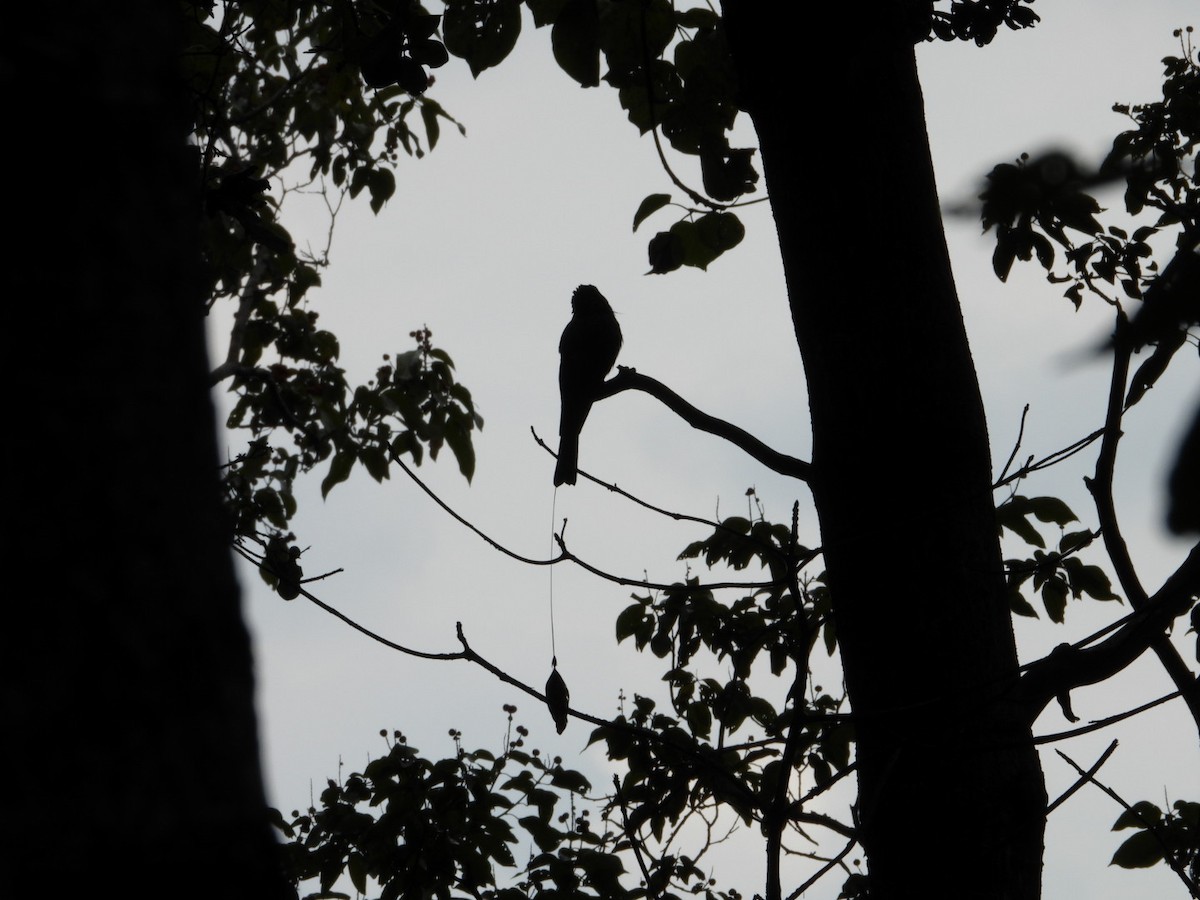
212,3,1199,897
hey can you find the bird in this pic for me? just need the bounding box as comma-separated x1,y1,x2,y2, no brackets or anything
554,285,622,486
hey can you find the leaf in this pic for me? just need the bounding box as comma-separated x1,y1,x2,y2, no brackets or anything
822,618,837,656
616,602,648,642
647,229,684,274
321,449,355,498
1008,590,1039,618
442,0,523,78
1041,577,1069,623
676,8,720,29
819,723,853,770
993,233,1018,282
549,767,591,794
1058,529,1094,554
550,0,600,87
1110,829,1165,868
633,193,672,231
348,852,368,895
1113,800,1163,830
996,497,1046,548
1062,558,1121,602
360,446,390,483
1031,232,1055,269
1028,496,1077,526
685,701,712,739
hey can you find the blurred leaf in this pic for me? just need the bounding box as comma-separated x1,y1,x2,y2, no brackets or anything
321,449,355,498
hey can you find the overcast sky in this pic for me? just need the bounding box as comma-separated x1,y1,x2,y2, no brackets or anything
212,3,1199,897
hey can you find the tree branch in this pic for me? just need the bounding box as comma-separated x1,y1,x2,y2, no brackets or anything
1045,739,1118,816
598,367,813,481
783,835,858,900
1017,545,1200,720
1085,319,1200,733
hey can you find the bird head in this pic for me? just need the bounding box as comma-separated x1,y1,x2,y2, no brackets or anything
572,284,612,315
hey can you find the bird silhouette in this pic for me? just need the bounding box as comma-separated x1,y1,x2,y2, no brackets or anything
555,285,622,486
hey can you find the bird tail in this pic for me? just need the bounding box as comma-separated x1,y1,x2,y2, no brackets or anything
554,434,578,486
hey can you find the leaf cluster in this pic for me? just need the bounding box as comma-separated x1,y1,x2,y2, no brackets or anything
224,326,482,596
273,721,606,900
1110,798,1200,887
439,1,753,273
182,2,480,569
928,0,1040,47
980,33,1198,332
273,718,748,900
996,495,1120,622
598,507,852,858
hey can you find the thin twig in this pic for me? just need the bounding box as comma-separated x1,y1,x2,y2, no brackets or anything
1033,690,1182,745
1045,739,1118,815
995,403,1030,485
783,835,858,900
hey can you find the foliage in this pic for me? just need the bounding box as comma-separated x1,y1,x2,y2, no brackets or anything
980,28,1198,376
183,0,482,587
274,715,745,900
202,3,1199,898
1110,799,1200,887
996,495,1120,622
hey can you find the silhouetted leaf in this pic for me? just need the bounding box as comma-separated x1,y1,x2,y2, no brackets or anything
1113,800,1163,830
443,0,523,77
321,449,355,498
1041,577,1068,623
1110,829,1165,868
633,193,672,231
551,0,599,86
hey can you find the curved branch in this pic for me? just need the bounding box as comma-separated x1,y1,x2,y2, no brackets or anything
533,427,822,582
1017,545,1200,720
554,530,785,592
599,367,813,481
388,448,558,567
388,444,781,592
1033,690,1181,746
1085,319,1200,732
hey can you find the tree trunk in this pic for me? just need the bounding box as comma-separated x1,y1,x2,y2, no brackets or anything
723,4,1047,897
4,6,289,897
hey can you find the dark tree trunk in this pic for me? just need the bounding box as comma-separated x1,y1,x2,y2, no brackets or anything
4,6,288,897
723,4,1047,897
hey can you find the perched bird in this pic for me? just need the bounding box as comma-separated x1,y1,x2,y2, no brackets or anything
555,285,622,486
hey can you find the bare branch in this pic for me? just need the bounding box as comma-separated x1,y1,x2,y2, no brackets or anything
1045,739,1118,815
783,835,859,900
598,367,813,481
995,403,1030,485
1033,690,1181,746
